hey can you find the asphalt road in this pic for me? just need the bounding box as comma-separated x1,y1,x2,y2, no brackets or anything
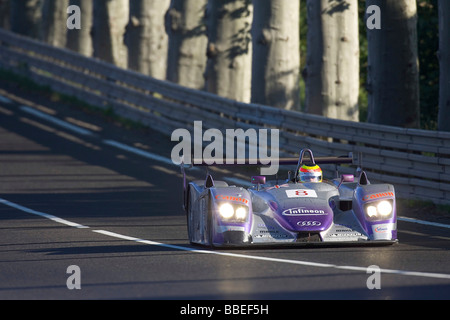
1,86,450,302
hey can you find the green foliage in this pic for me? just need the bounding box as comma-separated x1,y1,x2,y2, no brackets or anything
299,0,440,129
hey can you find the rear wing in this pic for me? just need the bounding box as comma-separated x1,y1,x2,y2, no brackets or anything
191,152,354,167
190,149,354,182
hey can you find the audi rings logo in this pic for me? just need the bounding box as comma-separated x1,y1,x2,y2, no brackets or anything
297,221,321,227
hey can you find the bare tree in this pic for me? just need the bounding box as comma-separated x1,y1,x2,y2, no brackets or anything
10,0,42,39
304,0,359,121
438,0,450,132
167,0,208,89
205,0,253,103
126,0,170,79
67,0,93,57
252,0,300,111
93,0,129,68
41,0,69,48
366,0,420,128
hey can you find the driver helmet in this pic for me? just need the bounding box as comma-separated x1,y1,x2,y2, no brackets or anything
299,164,322,183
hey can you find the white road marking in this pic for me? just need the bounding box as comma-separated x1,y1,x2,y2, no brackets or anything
102,139,175,166
20,106,94,136
17,106,184,169
93,230,450,280
0,94,13,104
102,140,202,173
0,198,89,229
398,216,450,230
1,195,450,280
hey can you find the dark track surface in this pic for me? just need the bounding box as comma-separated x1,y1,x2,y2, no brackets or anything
1,87,450,301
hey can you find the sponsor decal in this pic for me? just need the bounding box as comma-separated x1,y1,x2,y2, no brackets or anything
282,207,327,216
374,226,389,233
254,233,291,239
371,223,394,234
219,226,245,233
328,232,364,238
285,189,318,198
297,221,321,227
266,184,289,190
363,192,394,202
371,223,395,240
215,194,249,205
324,224,366,240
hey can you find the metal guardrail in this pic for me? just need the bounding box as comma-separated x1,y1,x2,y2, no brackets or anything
1,29,449,205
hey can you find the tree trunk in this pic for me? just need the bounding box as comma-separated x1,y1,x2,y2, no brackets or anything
41,0,69,48
305,0,359,121
10,0,42,39
93,0,129,69
366,0,420,128
67,0,93,57
167,0,208,90
126,0,170,79
0,0,10,30
205,0,253,103
438,0,450,132
252,0,300,111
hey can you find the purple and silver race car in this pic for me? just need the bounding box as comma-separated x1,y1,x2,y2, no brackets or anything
182,149,397,247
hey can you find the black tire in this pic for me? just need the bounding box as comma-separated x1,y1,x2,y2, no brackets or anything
186,186,195,244
206,191,215,248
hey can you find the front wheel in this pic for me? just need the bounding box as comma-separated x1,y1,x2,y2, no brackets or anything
186,186,196,244
206,192,215,248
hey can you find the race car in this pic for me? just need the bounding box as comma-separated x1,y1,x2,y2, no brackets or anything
181,148,397,247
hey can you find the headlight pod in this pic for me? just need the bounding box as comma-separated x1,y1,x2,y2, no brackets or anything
218,203,249,222
364,200,394,221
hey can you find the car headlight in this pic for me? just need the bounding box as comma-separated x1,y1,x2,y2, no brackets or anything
378,200,393,217
235,207,247,220
364,200,394,220
218,203,248,222
219,203,235,219
366,205,378,218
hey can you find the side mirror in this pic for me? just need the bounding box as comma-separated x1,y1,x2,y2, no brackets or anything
251,176,266,190
342,174,354,183
251,176,266,185
338,174,354,188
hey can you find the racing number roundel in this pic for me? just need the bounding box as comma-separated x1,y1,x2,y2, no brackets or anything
286,189,318,198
